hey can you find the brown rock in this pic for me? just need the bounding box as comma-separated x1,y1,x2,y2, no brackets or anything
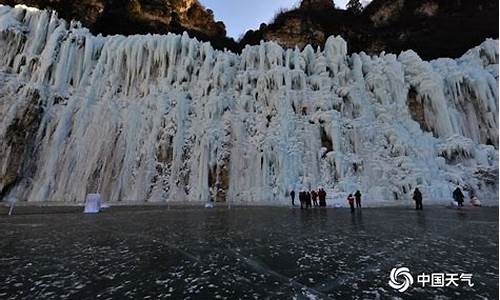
300,0,334,10
0,0,238,51
241,0,498,60
0,0,497,59
0,89,42,197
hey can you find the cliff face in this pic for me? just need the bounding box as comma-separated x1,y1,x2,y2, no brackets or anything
241,0,499,60
0,0,497,59
362,0,499,59
0,0,239,51
0,6,498,204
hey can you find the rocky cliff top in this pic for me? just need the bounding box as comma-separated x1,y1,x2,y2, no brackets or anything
0,0,498,59
299,0,334,10
0,0,239,51
241,0,498,59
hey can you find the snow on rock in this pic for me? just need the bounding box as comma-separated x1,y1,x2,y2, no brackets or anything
0,5,498,205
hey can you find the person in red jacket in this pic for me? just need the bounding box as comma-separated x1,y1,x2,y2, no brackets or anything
347,194,355,213
318,188,327,207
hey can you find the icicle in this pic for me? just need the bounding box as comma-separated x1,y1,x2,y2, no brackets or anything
0,4,497,206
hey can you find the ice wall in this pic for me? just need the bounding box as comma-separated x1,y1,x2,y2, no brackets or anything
0,5,498,205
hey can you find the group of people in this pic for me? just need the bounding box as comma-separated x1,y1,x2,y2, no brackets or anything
412,186,481,210
290,189,363,212
292,186,480,212
346,190,362,213
452,187,482,208
289,188,327,209
291,184,482,212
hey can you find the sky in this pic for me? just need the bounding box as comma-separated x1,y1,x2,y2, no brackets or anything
199,0,351,39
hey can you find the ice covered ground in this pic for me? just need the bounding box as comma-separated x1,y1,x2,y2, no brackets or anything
0,5,498,205
0,207,498,299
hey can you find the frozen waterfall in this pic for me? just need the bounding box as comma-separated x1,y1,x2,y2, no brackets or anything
0,5,498,205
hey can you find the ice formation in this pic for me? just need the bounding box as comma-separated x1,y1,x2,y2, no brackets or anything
0,5,498,205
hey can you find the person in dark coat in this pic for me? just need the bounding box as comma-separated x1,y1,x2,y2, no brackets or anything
347,194,355,213
311,190,318,207
290,190,296,206
318,188,327,207
299,191,305,209
354,190,362,208
413,188,423,210
453,187,465,207
305,191,312,209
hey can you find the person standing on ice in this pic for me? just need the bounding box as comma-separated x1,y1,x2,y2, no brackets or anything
347,194,355,213
299,191,305,209
290,190,296,206
305,191,312,209
354,190,362,208
318,188,327,207
311,190,318,207
453,187,465,208
413,188,423,210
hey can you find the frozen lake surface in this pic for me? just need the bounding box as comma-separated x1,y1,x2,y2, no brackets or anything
0,206,498,299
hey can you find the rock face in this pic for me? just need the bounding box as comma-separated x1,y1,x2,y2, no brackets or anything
0,0,497,60
263,16,325,51
0,5,498,205
0,0,239,51
0,88,42,198
300,0,334,10
241,0,499,60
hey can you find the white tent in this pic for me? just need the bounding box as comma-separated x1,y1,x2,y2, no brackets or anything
84,193,102,213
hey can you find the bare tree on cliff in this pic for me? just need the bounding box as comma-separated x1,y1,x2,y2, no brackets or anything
346,0,363,14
